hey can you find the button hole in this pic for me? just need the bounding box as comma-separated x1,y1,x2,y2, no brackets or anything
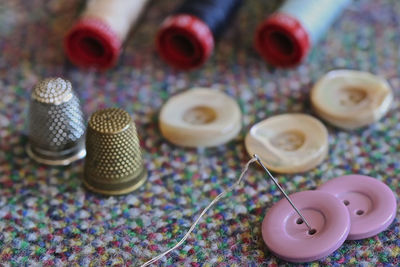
343,200,350,206
356,210,364,216
296,218,303,224
308,229,317,235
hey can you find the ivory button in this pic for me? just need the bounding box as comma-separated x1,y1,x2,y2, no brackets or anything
245,113,328,174
262,191,350,262
159,88,242,147
318,175,397,240
311,70,393,130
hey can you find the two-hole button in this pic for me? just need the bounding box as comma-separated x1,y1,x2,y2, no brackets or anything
319,175,397,240
261,175,396,262
262,190,350,263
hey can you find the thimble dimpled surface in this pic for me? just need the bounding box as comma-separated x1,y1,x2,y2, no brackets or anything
27,78,86,165
83,108,147,195
31,77,74,104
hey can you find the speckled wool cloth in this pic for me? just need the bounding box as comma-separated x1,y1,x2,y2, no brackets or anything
0,0,399,266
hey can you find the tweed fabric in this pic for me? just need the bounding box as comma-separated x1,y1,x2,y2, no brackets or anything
0,0,399,266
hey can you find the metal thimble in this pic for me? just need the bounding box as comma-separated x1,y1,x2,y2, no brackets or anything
83,108,147,195
26,77,86,165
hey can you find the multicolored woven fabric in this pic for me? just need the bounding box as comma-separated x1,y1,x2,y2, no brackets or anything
0,0,399,266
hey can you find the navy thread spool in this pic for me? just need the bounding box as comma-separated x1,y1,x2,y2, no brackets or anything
254,0,350,67
156,0,243,70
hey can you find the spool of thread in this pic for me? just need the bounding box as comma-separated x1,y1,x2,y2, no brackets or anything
64,0,149,69
156,0,243,70
254,0,350,67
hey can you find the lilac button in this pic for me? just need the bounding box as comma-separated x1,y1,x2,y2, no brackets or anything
318,174,397,240
261,190,350,262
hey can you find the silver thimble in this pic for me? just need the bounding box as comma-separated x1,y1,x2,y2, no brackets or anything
26,77,86,165
83,108,147,195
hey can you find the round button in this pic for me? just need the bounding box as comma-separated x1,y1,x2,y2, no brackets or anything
245,113,328,173
159,88,242,147
262,190,350,263
311,69,393,130
318,175,397,240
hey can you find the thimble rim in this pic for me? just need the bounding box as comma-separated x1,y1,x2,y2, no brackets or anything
83,167,147,195
26,143,86,166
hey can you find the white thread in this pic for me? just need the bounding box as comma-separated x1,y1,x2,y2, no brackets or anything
140,157,257,267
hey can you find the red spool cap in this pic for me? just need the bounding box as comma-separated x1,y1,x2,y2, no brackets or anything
255,13,310,67
64,18,121,69
156,15,214,70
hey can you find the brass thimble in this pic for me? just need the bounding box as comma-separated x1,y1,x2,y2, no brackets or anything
83,108,147,195
26,77,86,165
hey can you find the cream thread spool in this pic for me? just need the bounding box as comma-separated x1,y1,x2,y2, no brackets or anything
65,0,150,69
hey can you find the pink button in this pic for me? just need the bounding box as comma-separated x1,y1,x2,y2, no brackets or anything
262,190,350,262
318,175,397,240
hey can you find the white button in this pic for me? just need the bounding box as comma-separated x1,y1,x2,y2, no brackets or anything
311,69,393,130
159,88,242,147
245,113,328,173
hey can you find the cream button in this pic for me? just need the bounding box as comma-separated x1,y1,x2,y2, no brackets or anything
311,69,393,130
245,114,328,174
159,88,242,147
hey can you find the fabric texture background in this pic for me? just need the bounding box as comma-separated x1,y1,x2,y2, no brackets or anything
0,0,399,266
